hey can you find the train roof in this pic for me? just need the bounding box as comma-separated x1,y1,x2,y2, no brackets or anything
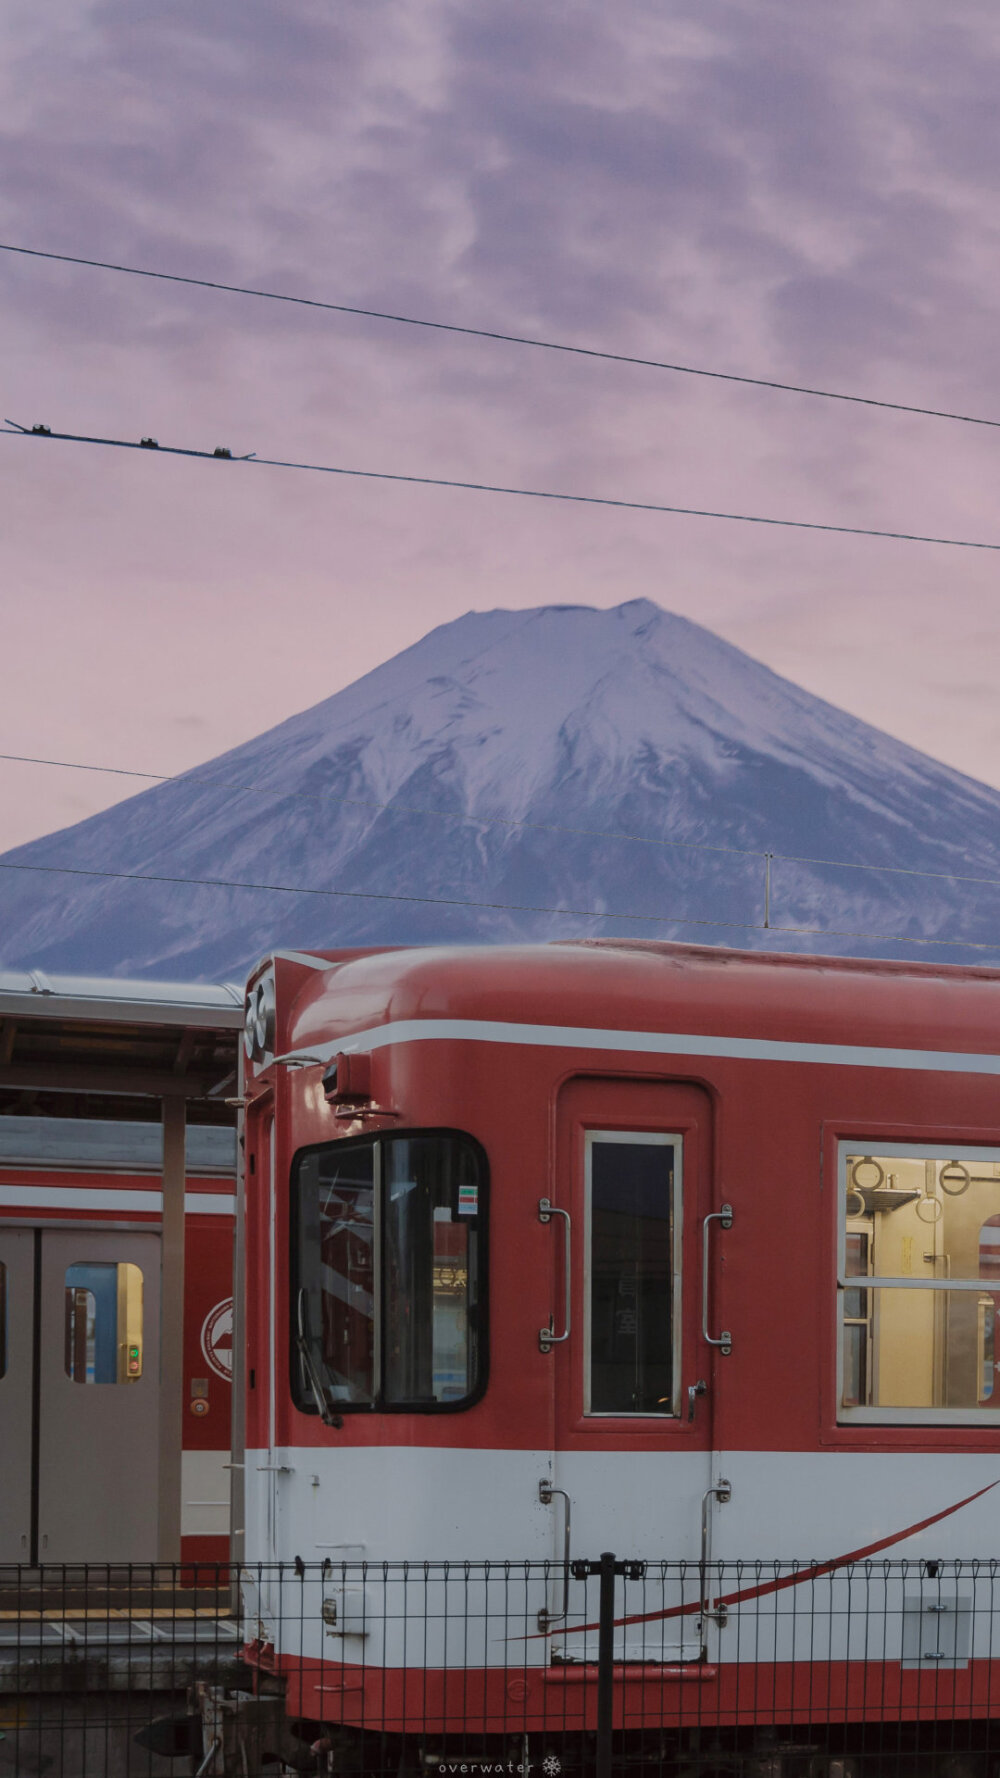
284,939,1000,1060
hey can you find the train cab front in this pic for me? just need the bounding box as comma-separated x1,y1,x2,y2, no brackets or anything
242,948,489,1515
237,950,497,1753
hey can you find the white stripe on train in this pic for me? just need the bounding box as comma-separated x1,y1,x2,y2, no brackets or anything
0,1184,235,1214
278,1016,1000,1076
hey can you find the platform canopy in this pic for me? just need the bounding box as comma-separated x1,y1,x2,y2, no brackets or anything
0,968,244,1121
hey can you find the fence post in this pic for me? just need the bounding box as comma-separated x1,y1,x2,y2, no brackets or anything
596,1551,616,1778
569,1553,646,1778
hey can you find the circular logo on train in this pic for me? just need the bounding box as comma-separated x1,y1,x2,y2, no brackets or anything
200,1297,234,1383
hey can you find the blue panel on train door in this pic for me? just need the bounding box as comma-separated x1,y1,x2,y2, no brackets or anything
66,1262,119,1383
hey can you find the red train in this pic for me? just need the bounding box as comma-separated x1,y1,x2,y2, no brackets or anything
235,939,1000,1773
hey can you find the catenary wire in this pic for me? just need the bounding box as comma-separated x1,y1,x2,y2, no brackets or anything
775,846,1000,886
0,752,762,860
2,240,999,433
1,857,1000,958
7,747,1000,893
6,422,1000,553
0,858,774,931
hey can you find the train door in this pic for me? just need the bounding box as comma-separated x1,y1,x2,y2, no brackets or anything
0,1228,35,1558
40,1228,161,1561
542,1078,720,1661
0,1226,161,1563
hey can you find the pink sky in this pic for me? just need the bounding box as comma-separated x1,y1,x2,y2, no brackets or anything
4,0,1000,851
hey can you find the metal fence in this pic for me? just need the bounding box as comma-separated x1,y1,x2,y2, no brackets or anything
4,1558,1000,1775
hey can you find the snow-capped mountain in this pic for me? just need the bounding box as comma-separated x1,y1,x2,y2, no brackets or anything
3,598,1000,981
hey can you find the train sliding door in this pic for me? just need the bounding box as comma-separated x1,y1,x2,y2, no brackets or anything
542,1077,719,1662
0,1226,161,1563
38,1228,161,1562
0,1228,35,1558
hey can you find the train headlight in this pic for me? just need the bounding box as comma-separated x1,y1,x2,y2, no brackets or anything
254,975,276,1055
244,974,276,1063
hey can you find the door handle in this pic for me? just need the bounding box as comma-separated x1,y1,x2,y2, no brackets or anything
537,1479,572,1630
688,1380,707,1421
702,1205,733,1355
700,1478,732,1629
538,1199,571,1352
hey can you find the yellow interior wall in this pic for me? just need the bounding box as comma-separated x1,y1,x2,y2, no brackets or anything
851,1156,1000,1410
116,1261,144,1384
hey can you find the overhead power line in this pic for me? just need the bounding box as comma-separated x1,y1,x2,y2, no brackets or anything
1,240,997,433
7,747,1000,894
0,752,761,860
1,855,999,959
6,421,1000,553
0,856,748,929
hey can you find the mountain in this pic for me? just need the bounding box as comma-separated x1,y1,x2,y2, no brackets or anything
2,598,1000,981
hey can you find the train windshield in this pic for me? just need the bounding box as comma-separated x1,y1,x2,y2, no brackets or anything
292,1133,486,1413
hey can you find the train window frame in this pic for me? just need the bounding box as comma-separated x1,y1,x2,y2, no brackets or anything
290,1128,489,1417
836,1140,1000,1425
583,1130,683,1419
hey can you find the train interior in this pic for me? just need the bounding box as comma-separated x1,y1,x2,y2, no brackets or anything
842,1149,1000,1415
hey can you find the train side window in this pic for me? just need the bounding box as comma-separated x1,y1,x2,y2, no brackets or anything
838,1147,1000,1422
0,1261,6,1379
64,1262,144,1384
585,1132,680,1417
292,1131,487,1414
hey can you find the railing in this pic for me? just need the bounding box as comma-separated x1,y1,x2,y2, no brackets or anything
2,1558,1000,1774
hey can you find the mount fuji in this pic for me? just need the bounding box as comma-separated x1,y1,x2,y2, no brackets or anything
2,598,1000,982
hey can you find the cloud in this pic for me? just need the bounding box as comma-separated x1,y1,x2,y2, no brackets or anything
4,0,1000,855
